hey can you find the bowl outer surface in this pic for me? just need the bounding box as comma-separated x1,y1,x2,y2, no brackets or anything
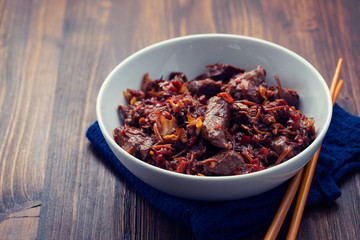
97,34,332,201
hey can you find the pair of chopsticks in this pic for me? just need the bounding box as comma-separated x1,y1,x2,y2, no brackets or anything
264,58,344,240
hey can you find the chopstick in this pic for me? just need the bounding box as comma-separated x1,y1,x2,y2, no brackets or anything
287,59,343,239
329,58,344,96
264,58,343,240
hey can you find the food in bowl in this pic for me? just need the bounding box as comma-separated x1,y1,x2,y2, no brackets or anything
97,34,332,200
113,62,316,176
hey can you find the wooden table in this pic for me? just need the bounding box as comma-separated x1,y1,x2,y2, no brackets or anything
1,0,359,239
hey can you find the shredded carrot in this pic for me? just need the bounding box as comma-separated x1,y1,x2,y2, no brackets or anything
196,118,203,129
163,134,178,140
127,147,133,154
152,144,172,150
138,117,145,125
253,124,267,134
255,106,262,118
241,152,255,163
275,75,283,99
195,118,203,135
186,113,196,123
264,106,286,113
275,146,293,165
130,96,137,105
179,84,188,93
217,92,234,103
240,100,257,106
258,85,268,101
176,160,187,173
123,90,132,102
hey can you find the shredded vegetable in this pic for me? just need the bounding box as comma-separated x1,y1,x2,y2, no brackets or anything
114,63,315,176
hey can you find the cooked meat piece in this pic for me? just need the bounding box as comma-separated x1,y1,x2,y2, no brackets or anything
195,62,245,82
268,135,297,161
269,135,289,154
114,125,157,159
187,78,223,98
169,72,188,82
222,65,268,103
201,96,232,149
269,86,299,108
141,73,153,92
118,104,135,125
199,150,248,176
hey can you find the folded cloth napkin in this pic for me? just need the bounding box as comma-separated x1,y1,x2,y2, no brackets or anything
86,104,360,240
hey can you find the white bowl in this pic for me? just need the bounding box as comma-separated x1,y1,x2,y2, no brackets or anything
96,34,332,201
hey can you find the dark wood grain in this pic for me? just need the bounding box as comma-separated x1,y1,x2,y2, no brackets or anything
0,0,359,239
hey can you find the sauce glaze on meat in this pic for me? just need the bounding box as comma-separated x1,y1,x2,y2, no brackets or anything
114,63,316,176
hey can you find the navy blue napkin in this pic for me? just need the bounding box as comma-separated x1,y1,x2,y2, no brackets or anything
86,104,360,240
